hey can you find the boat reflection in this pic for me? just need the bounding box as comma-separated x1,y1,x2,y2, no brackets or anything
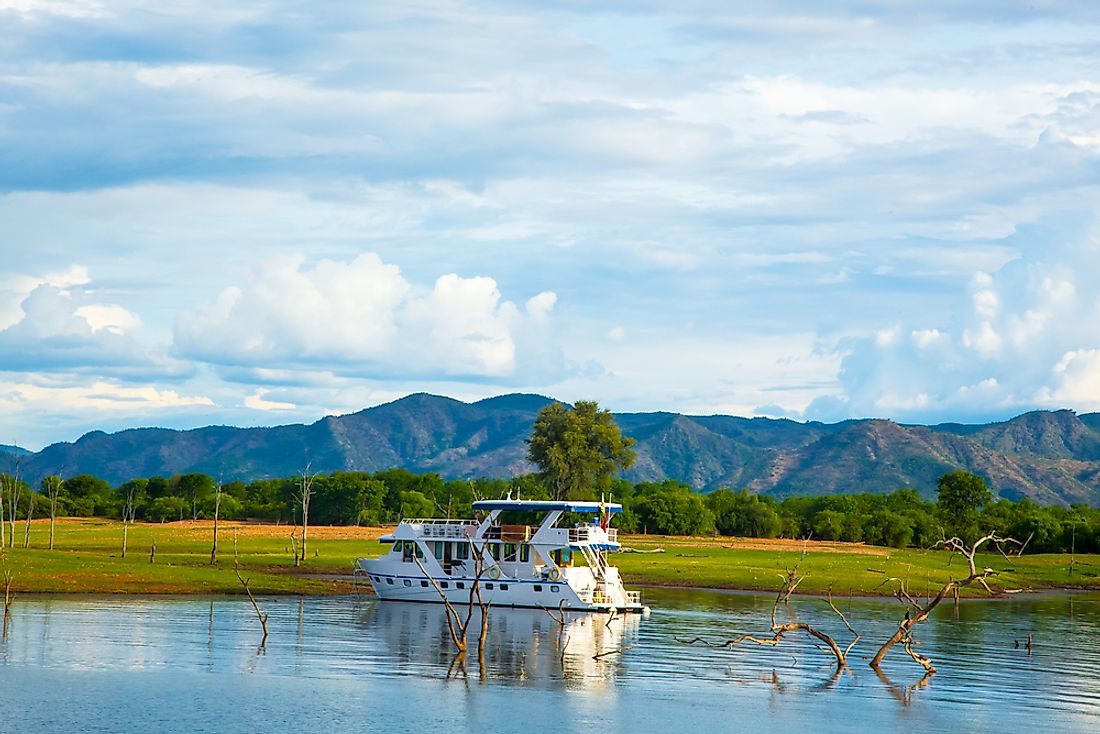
360,600,640,684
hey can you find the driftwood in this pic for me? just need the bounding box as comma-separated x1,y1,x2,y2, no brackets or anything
870,532,1022,673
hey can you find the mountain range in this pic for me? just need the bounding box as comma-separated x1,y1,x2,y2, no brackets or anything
9,393,1100,506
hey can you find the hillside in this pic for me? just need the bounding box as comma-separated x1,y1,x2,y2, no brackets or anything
18,394,1100,506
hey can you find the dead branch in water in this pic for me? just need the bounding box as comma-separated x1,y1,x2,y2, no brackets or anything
593,645,632,660
3,567,12,620
869,532,1022,674
679,551,859,674
412,539,491,658
234,530,268,646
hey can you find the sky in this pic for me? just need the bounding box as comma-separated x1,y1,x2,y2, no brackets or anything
2,1,1100,449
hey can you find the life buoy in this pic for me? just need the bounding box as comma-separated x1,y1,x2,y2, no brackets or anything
487,566,501,580
548,567,562,581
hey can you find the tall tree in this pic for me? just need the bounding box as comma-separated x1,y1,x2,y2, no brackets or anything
936,470,993,543
526,400,636,500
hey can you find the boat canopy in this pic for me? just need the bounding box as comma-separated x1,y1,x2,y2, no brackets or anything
472,499,623,514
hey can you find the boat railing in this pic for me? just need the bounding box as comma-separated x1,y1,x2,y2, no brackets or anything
402,518,480,539
568,526,618,544
625,590,642,605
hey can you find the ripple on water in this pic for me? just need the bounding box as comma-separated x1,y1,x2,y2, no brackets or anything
0,589,1098,732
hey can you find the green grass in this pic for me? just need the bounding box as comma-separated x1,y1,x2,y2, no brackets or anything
0,519,386,595
614,535,1100,596
1,520,1097,597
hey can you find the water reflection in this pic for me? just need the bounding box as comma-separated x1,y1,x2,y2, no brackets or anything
0,590,1096,733
360,601,638,684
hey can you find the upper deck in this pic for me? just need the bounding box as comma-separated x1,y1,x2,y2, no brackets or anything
471,499,623,514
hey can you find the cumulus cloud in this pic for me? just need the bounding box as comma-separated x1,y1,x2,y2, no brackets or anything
808,216,1100,420
174,253,561,381
0,280,181,378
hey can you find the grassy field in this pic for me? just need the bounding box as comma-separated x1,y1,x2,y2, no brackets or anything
614,535,1100,597
0,518,1097,597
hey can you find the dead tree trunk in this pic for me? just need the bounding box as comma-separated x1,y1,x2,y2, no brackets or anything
209,480,222,565
412,539,491,657
44,476,62,551
296,465,314,567
22,491,34,549
2,456,20,549
121,484,136,559
870,532,1021,673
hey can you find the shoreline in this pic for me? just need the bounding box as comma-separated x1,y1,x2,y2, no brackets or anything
2,518,1097,597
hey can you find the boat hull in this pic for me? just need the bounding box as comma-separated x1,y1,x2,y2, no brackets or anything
357,564,646,613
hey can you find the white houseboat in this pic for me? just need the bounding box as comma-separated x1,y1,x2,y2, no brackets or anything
355,499,647,613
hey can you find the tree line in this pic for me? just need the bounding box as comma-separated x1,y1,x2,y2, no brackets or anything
1,467,1097,554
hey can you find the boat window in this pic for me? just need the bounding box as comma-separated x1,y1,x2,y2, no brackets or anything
456,582,465,589
390,543,401,554
415,542,424,559
420,580,429,588
454,542,470,560
434,542,444,560
550,585,559,593
402,541,414,562
533,585,542,592
500,584,509,591
403,579,412,587
503,543,517,562
485,583,494,590
520,544,530,563
386,578,394,585
440,581,449,589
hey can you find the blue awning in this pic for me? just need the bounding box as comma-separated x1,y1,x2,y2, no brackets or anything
472,499,623,514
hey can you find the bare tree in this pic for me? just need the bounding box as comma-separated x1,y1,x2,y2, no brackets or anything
43,475,63,551
680,555,860,675
233,529,268,646
22,485,35,549
870,532,1021,673
4,453,22,548
209,478,223,565
294,464,315,567
121,482,138,559
413,540,491,656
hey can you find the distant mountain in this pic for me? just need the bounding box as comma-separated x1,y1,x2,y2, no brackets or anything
0,444,31,459
18,394,1100,506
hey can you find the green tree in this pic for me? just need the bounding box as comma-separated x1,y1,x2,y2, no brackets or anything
526,400,636,500
936,470,993,543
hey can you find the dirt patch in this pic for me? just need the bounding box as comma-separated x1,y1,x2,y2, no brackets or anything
622,533,892,557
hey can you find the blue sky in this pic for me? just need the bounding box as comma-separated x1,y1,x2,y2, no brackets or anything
2,1,1100,449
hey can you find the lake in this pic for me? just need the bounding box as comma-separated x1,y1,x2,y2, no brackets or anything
1,587,1097,733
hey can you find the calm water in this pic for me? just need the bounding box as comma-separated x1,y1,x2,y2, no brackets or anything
1,588,1098,733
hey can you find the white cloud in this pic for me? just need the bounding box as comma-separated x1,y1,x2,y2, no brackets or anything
0,380,213,411
175,253,561,380
810,215,1100,420
243,388,296,411
73,303,141,334
0,264,90,330
0,281,175,377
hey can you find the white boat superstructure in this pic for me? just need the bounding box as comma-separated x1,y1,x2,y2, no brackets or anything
355,499,648,613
